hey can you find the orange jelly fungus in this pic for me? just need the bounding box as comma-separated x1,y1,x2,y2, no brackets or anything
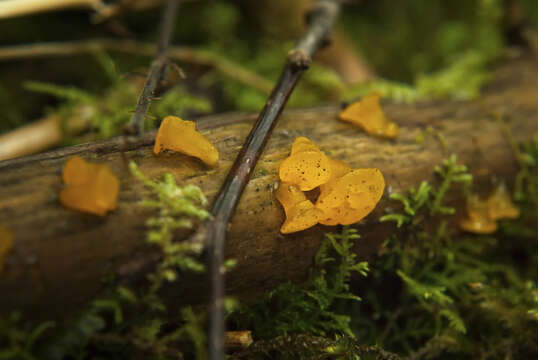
279,137,332,191
290,136,322,155
487,183,520,220
153,116,219,166
319,158,352,194
275,182,321,234
59,156,120,216
276,137,385,233
316,169,385,226
339,93,399,139
459,195,498,234
0,226,13,275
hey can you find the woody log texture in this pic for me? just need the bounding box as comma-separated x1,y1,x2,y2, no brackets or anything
0,56,537,322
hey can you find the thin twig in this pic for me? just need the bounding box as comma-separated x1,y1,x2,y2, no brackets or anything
0,40,273,96
126,0,179,135
0,0,164,22
194,1,343,359
0,0,104,19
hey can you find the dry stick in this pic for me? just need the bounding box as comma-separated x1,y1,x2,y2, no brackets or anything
0,0,104,19
0,40,273,94
0,0,164,22
127,0,178,135
199,1,343,359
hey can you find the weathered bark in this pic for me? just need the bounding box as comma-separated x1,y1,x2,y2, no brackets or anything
0,56,537,322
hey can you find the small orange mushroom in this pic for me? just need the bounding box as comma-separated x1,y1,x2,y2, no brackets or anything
0,226,13,275
275,182,321,234
459,195,497,234
290,136,322,155
339,93,399,139
279,137,332,191
59,156,120,216
487,183,519,220
316,169,385,226
154,116,219,166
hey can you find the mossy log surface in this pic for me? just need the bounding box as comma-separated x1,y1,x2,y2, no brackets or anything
0,56,537,322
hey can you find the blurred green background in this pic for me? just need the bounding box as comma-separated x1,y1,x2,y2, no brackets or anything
0,0,537,138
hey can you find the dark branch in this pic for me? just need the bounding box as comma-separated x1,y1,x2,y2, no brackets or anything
201,1,343,359
126,0,179,135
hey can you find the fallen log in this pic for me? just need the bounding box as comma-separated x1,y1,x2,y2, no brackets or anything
0,56,537,322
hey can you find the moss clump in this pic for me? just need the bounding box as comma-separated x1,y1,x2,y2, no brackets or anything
231,227,369,340
351,151,538,358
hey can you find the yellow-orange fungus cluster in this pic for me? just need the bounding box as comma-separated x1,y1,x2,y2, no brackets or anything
339,93,399,139
0,226,13,276
59,156,120,216
276,137,385,234
154,116,219,166
460,183,520,234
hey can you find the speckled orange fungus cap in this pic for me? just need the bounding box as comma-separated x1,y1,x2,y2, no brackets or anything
0,226,13,275
319,158,352,195
279,137,332,191
276,137,385,233
459,195,498,234
487,183,520,220
59,156,120,216
316,169,385,225
275,182,321,234
154,116,219,166
339,93,399,139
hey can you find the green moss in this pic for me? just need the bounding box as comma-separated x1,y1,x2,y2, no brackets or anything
0,313,55,360
231,227,369,340
129,162,208,292
351,152,538,358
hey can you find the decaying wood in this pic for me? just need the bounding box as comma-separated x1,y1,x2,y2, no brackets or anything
0,56,537,323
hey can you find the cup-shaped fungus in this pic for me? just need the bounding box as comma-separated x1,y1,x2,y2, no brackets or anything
459,195,497,234
0,226,13,275
276,137,386,232
339,93,399,139
154,116,219,166
290,136,323,155
316,169,385,226
279,137,332,191
487,183,520,220
59,156,120,216
275,182,322,234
